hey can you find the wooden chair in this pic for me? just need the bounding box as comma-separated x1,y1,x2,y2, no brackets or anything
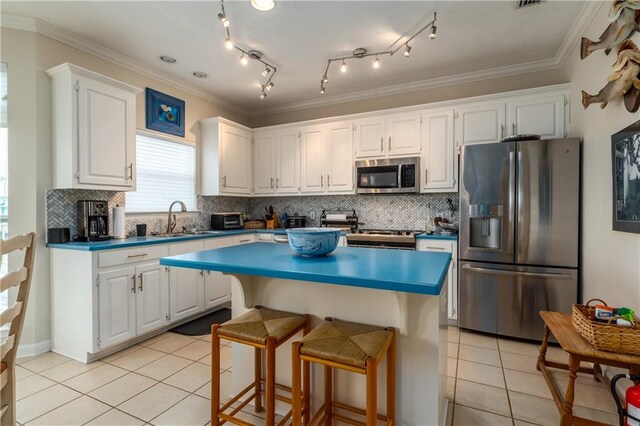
1,232,36,426
291,317,396,426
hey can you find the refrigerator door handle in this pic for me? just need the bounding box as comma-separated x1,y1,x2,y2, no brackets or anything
506,150,515,255
460,264,575,280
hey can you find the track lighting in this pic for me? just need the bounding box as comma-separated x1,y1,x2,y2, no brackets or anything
373,56,380,69
217,12,229,27
340,61,347,73
224,37,233,50
262,66,271,77
320,86,325,95
259,91,267,100
403,44,412,57
266,82,274,91
323,75,328,84
240,53,248,65
429,25,437,39
251,0,275,12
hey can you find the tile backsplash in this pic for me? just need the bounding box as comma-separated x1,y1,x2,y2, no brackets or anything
46,189,458,238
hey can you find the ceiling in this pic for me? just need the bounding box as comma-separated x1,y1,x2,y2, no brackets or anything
2,1,589,115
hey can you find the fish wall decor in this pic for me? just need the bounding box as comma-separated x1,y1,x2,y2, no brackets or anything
582,40,640,111
581,0,640,60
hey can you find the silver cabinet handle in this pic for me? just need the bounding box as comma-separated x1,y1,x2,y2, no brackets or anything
127,253,148,259
327,175,330,187
276,177,279,189
425,168,428,185
388,136,391,151
270,177,274,189
128,163,133,181
200,270,204,276
298,186,301,191
501,124,505,139
320,175,324,188
238,239,250,243
138,273,143,292
461,264,575,279
207,270,211,275
512,123,516,135
222,175,227,187
380,137,383,152
131,274,136,293
425,246,445,251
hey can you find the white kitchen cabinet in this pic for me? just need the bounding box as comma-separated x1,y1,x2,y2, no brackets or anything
47,63,140,191
300,126,327,193
202,237,234,310
135,263,169,335
421,110,456,193
200,117,253,196
508,95,566,139
169,241,205,323
455,102,507,146
386,113,422,156
326,121,354,193
256,233,275,242
354,114,421,158
276,129,301,194
417,239,458,323
233,234,257,245
97,267,137,349
253,131,277,194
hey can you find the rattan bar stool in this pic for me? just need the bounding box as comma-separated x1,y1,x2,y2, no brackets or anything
211,305,311,426
291,317,396,426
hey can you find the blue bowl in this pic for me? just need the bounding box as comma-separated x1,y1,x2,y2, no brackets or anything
285,228,341,256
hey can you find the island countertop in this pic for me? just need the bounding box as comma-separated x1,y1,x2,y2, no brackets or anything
159,242,451,295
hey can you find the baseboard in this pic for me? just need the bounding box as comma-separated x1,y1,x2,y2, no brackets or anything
17,339,52,359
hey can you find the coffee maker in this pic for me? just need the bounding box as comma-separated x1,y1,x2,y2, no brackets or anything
77,200,111,241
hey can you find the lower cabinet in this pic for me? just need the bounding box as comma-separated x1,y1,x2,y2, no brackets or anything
97,267,137,348
203,238,234,310
135,263,169,335
417,239,458,322
169,267,204,323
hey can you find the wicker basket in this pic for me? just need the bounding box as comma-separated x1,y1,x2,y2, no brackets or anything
572,299,640,356
243,220,266,229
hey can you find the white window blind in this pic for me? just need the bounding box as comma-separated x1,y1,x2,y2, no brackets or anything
126,134,196,213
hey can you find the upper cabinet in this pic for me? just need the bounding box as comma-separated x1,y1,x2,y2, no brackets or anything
300,125,327,193
200,117,252,196
454,102,507,146
421,110,456,193
253,131,277,194
354,113,421,159
47,63,141,191
508,94,566,139
253,128,301,196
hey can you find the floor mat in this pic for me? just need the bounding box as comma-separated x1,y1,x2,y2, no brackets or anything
169,308,232,336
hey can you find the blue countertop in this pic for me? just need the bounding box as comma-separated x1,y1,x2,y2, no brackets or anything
159,242,451,295
416,234,458,241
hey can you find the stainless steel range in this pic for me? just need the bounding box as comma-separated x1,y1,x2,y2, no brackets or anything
346,229,421,250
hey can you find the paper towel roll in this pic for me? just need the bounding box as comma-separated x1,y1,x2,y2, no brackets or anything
113,206,126,239
326,214,347,221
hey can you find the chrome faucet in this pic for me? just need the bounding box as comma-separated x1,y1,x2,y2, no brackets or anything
166,200,187,234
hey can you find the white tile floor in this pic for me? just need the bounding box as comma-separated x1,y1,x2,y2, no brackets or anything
15,327,621,425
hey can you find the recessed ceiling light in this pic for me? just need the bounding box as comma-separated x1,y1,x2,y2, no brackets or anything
159,55,177,64
192,71,208,78
251,0,275,11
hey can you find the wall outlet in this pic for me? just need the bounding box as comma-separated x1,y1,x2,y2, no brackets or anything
309,211,316,220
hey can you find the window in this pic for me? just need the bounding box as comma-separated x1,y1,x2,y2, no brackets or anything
126,133,196,213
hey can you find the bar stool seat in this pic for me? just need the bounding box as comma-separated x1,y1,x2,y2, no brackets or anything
212,306,310,426
292,317,396,426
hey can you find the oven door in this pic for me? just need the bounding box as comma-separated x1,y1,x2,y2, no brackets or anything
356,164,400,194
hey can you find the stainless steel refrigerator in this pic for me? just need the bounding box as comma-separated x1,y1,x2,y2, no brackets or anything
458,138,580,341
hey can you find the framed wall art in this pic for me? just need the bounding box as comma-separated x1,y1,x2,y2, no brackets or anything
612,119,640,234
145,88,185,137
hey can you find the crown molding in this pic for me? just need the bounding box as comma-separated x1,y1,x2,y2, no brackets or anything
554,0,602,67
1,14,248,116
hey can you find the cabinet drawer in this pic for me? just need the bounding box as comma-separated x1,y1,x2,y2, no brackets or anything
169,241,205,256
203,236,235,250
417,239,453,253
98,245,169,268
256,233,274,242
233,234,256,245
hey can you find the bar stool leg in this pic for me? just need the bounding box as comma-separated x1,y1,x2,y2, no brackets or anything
265,336,277,426
386,328,396,425
324,365,332,426
303,315,311,426
366,357,377,426
255,347,263,412
291,342,303,426
211,324,221,426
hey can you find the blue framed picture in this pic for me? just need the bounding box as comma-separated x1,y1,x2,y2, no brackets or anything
145,88,185,137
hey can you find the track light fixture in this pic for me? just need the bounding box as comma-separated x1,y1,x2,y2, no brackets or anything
319,10,439,95
217,0,278,100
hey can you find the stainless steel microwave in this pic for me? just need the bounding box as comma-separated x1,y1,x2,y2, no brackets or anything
355,157,420,194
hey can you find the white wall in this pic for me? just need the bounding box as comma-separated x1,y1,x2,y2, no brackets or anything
561,3,640,309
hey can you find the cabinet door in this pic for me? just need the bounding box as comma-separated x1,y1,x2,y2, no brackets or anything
98,267,136,348
169,267,204,323
300,126,327,193
455,103,506,146
386,113,422,156
416,240,457,321
354,118,385,158
276,130,300,194
135,263,169,335
77,76,136,189
422,110,456,192
220,124,252,194
253,132,276,194
203,238,234,310
508,95,565,139
326,122,354,193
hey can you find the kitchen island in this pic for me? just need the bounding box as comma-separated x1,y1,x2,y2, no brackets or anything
160,243,451,425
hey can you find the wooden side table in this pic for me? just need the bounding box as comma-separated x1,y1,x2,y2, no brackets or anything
537,311,640,426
